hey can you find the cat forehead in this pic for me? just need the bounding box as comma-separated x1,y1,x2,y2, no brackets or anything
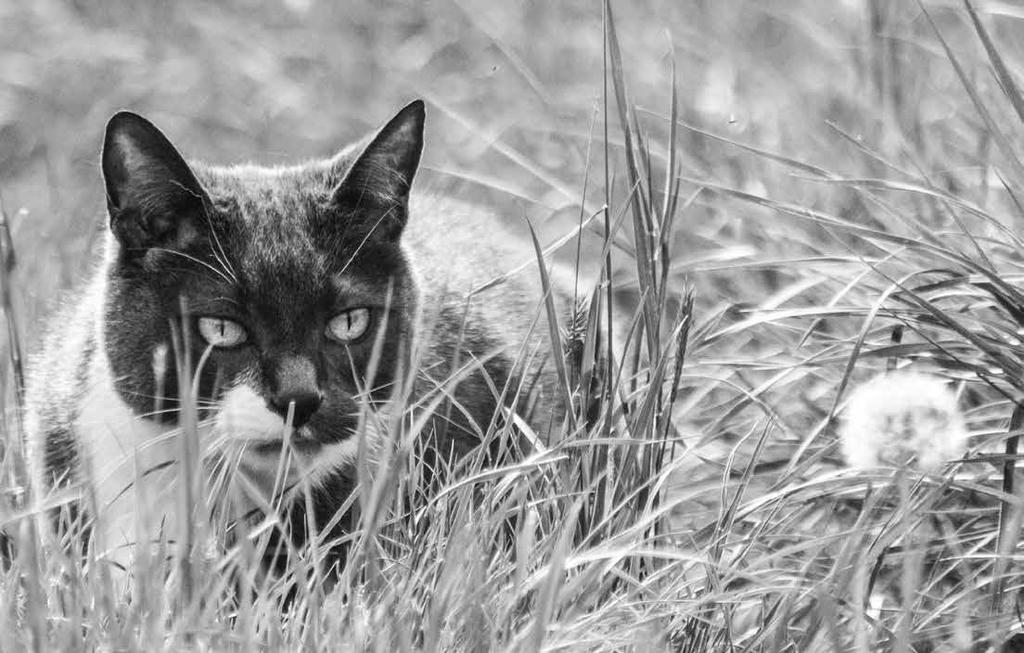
195,161,337,209
180,159,403,281
194,162,335,260
195,162,393,248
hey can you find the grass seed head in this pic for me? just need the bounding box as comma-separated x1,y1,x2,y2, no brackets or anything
840,370,968,473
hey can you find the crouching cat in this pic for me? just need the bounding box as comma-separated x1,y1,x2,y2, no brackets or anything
23,100,577,577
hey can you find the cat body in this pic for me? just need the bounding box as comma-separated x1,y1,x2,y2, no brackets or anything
23,101,576,572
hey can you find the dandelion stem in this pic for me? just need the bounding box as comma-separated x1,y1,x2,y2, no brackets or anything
895,469,920,653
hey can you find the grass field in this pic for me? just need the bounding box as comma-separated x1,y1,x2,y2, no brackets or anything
4,0,1024,650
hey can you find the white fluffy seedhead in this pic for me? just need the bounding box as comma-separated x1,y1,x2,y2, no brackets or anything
839,370,969,473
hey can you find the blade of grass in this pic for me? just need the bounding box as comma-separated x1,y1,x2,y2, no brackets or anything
919,0,1024,187
964,0,1024,126
527,219,576,436
991,404,1023,617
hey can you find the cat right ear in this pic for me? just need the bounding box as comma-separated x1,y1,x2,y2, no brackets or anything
330,100,425,241
102,112,208,257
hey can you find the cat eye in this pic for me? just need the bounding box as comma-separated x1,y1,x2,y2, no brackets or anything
197,317,248,348
327,308,371,343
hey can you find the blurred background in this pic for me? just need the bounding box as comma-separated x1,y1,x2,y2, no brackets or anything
1,0,1021,346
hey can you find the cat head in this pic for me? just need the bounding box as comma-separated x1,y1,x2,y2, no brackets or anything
99,101,425,466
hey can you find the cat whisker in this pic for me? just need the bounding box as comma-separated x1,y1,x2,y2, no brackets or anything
148,247,236,286
336,208,394,277
203,219,239,285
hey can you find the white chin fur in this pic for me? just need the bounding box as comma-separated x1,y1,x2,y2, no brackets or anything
214,383,384,493
215,384,290,442
69,355,386,574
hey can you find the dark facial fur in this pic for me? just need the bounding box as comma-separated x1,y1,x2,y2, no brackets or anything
21,101,582,583
100,102,425,450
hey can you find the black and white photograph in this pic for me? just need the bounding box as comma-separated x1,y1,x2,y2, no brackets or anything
1,1,1023,650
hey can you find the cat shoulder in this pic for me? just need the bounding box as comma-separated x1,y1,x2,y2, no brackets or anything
22,261,106,488
403,193,578,300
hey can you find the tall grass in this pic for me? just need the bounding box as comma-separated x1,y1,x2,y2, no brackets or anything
4,0,1024,650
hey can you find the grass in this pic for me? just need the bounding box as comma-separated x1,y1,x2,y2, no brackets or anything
4,0,1024,650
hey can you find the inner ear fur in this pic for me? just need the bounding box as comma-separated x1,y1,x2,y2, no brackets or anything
330,100,425,241
102,111,210,258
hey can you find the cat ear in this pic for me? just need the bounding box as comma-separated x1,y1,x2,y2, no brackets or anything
102,111,209,256
331,100,425,240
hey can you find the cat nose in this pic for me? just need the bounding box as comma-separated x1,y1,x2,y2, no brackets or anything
267,355,323,428
270,390,323,428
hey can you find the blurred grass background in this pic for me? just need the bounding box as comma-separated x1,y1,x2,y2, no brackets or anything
2,0,631,325
4,0,1002,330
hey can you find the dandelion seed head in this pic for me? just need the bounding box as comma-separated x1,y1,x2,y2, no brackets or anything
839,371,968,472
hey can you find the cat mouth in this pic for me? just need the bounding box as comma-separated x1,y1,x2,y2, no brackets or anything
246,427,323,456
249,438,322,456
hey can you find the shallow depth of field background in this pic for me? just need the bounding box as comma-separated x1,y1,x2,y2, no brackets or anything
4,0,969,328
6,0,1024,649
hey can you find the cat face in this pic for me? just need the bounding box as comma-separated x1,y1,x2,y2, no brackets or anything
97,102,424,469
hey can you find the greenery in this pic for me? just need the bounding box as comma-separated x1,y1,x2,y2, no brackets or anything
3,0,1024,650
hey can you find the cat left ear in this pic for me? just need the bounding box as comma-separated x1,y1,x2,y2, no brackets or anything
102,111,209,258
331,100,425,240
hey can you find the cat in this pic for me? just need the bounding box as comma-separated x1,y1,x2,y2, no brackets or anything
22,100,582,577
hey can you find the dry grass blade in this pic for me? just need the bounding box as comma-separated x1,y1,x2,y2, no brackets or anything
530,499,582,651
919,0,1024,187
991,404,1023,616
0,191,23,408
639,106,838,180
605,0,658,358
0,191,42,653
964,0,1024,127
527,220,576,434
